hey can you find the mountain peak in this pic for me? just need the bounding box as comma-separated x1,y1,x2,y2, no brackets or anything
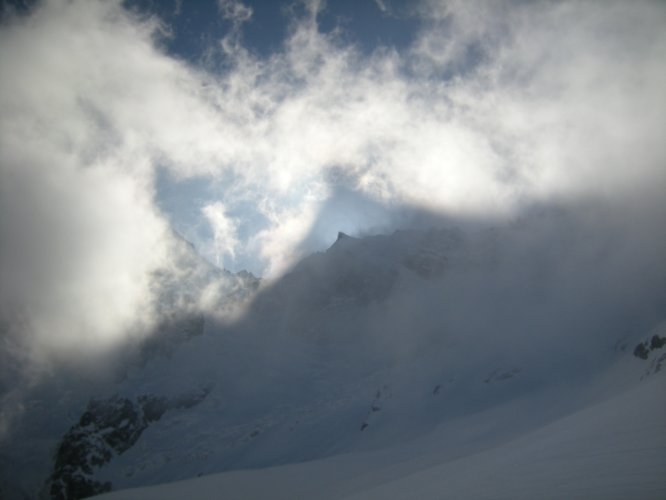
327,231,359,252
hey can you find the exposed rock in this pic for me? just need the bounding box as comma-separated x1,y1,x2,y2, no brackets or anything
650,335,666,350
360,386,391,430
632,335,665,361
47,390,209,499
634,342,650,360
485,368,522,384
649,352,666,374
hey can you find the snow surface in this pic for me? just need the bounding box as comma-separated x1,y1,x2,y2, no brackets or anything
96,372,666,500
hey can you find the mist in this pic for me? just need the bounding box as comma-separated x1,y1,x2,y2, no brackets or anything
0,0,665,440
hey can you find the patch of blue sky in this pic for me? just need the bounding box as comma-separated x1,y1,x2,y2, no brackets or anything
155,167,270,273
124,0,421,61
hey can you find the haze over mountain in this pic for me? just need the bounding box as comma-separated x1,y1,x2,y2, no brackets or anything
0,0,665,499
1,200,665,498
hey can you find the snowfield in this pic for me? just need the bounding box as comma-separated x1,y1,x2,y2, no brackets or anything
91,221,666,500
96,372,666,500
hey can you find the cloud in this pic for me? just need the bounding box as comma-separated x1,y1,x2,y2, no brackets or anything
0,0,239,373
0,0,664,384
202,201,240,267
373,0,389,14
217,0,253,55
218,0,253,23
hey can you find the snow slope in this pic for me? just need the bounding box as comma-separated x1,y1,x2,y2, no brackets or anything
92,212,665,499
2,206,665,499
96,369,666,500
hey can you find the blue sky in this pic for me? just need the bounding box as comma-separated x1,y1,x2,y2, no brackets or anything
135,0,427,274
110,0,509,275
125,0,420,60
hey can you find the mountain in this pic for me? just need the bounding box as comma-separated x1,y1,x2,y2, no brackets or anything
0,234,259,500
1,207,665,499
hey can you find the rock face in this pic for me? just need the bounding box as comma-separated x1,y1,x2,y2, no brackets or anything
484,368,522,384
632,334,666,379
41,235,256,499
47,390,209,499
633,335,666,361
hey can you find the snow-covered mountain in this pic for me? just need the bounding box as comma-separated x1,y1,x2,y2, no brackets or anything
1,206,665,499
0,233,259,500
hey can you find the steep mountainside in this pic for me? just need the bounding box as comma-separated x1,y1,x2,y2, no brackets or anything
1,209,665,499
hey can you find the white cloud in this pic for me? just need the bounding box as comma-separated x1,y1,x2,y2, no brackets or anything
373,0,389,14
0,0,664,377
0,0,234,369
202,201,240,267
218,0,253,23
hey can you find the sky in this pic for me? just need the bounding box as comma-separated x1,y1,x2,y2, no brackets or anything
0,0,665,370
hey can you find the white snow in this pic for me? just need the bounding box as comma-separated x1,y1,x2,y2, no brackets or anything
3,219,666,499
95,372,666,499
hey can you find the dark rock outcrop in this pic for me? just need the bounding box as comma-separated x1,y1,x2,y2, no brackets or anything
634,342,650,360
484,368,521,384
633,334,666,361
47,389,209,499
